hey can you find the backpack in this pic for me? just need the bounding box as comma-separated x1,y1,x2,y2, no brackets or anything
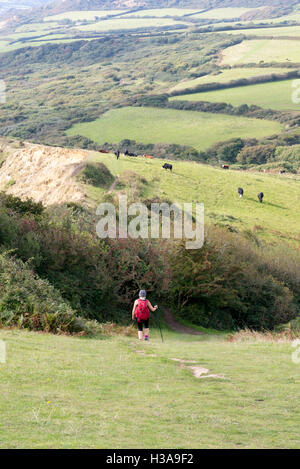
135,299,150,322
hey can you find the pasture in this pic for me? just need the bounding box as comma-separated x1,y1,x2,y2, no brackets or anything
87,152,300,243
44,10,126,21
227,25,300,38
0,328,299,449
66,106,283,152
190,7,265,20
170,79,299,111
170,68,295,92
221,39,300,65
76,17,186,33
121,8,201,17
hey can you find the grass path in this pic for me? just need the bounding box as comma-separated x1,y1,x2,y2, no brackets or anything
163,308,204,335
0,328,299,448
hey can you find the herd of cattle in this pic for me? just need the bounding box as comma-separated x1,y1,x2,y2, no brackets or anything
97,149,274,203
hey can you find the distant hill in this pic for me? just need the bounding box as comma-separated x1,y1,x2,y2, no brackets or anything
30,0,300,16
3,0,297,23
0,0,51,19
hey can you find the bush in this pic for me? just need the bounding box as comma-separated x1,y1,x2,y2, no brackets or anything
78,162,114,188
0,192,44,216
237,144,276,165
0,253,98,335
169,227,297,330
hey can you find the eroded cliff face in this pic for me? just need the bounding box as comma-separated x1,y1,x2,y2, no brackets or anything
0,138,88,206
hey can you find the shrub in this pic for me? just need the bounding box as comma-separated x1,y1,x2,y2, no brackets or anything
78,162,114,188
0,192,44,216
169,227,297,330
237,144,276,165
0,253,99,335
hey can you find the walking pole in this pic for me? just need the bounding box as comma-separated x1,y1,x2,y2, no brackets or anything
153,308,164,343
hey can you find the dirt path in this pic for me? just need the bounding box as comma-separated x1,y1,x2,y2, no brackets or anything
163,308,204,336
108,176,119,193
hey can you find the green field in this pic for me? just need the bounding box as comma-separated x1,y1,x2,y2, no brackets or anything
16,22,60,32
170,68,295,92
76,17,186,32
221,39,300,65
191,7,265,20
44,10,126,21
122,8,201,17
85,151,300,243
67,106,283,152
170,79,299,111
228,25,300,38
0,328,299,449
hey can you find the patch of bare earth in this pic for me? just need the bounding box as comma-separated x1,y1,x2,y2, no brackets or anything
163,308,204,336
170,359,228,380
0,140,88,206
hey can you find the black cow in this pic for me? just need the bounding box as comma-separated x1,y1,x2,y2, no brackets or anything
124,149,136,157
280,170,286,174
222,165,229,170
162,163,173,171
258,192,264,203
238,187,244,198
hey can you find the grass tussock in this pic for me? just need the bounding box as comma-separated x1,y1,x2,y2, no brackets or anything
227,328,299,343
97,322,137,337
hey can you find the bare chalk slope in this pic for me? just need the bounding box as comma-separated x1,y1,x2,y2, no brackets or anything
0,139,88,206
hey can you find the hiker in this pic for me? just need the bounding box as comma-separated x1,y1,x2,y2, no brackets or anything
132,290,158,341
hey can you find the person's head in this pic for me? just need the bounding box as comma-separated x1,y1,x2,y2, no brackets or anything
139,290,146,300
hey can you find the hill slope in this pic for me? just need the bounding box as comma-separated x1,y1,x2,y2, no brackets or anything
28,0,298,19
0,328,298,449
1,137,300,244
0,138,88,205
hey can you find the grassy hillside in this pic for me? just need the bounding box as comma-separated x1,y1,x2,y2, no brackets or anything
1,328,299,449
84,151,300,244
66,106,283,152
170,67,296,92
228,25,300,38
170,79,299,111
191,7,266,20
221,39,300,65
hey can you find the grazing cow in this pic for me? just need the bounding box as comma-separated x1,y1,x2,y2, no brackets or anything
162,163,173,171
238,187,244,198
222,165,229,170
258,192,264,203
124,149,136,157
98,149,109,154
280,170,286,174
145,155,154,159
